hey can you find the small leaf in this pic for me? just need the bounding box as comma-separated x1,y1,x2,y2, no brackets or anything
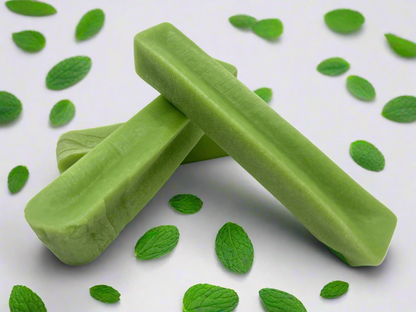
252,19,284,40
215,222,254,274
169,194,203,214
5,0,57,16
254,87,273,103
9,285,46,312
320,280,349,299
259,288,307,312
324,9,365,33
317,57,350,76
183,284,239,312
8,166,29,193
12,30,45,52
382,96,416,123
229,14,257,29
90,285,120,304
49,100,75,126
46,56,92,90
346,75,375,101
350,140,385,172
385,34,416,58
76,9,105,41
0,91,22,123
135,225,180,259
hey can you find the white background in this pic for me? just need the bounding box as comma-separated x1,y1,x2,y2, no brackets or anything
1,0,415,311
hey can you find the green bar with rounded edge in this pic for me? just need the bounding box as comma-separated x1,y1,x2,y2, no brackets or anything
133,22,397,266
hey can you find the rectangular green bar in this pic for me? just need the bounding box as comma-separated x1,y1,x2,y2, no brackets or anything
133,23,397,266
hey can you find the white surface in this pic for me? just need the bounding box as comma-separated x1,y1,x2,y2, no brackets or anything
1,0,415,310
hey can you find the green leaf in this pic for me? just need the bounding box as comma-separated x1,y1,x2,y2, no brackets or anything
76,9,105,41
12,30,45,52
326,246,350,265
8,165,29,193
229,14,257,29
135,225,180,259
169,194,203,214
5,0,56,16
317,57,350,76
90,285,120,304
0,91,22,123
49,99,75,126
254,87,273,103
183,284,239,312
385,34,416,58
324,9,365,33
252,19,284,40
382,96,416,123
350,140,385,172
215,222,254,274
320,280,349,299
259,288,306,312
46,56,92,90
346,75,375,101
9,285,47,312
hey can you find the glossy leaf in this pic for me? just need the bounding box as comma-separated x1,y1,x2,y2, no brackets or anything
324,9,365,33
252,19,283,40
12,30,45,52
76,9,105,41
49,100,75,126
382,95,416,123
46,56,92,90
317,57,350,76
5,1,56,16
229,14,257,29
347,75,375,101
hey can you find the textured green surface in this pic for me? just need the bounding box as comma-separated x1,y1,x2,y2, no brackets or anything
9,285,47,312
317,57,350,76
90,285,120,303
215,222,254,274
133,23,397,266
320,280,349,299
347,75,376,101
183,284,239,312
12,30,45,52
5,0,56,16
259,288,306,312
0,91,22,123
46,56,92,90
76,9,105,41
25,96,204,265
169,194,203,214
229,15,257,29
382,95,416,123
252,19,284,40
350,140,385,172
135,225,180,259
324,9,365,33
8,165,29,194
385,34,416,58
254,87,273,103
50,100,75,126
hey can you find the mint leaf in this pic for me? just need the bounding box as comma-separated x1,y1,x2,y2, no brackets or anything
252,19,283,40
317,57,350,76
254,87,273,103
8,165,29,193
382,95,416,123
5,1,56,16
320,280,349,299
49,99,75,126
9,285,47,312
215,222,254,274
0,91,22,123
346,75,376,101
46,56,92,90
385,34,416,58
229,15,257,29
169,194,203,214
259,288,307,312
135,225,180,259
183,283,239,312
12,30,45,52
90,285,120,304
324,9,365,33
76,9,105,41
326,246,350,265
350,140,385,172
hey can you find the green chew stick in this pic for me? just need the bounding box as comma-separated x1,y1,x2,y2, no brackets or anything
133,23,397,266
